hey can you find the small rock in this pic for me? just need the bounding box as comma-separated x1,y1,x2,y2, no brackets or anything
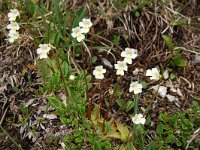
101,58,113,68
166,94,176,102
43,114,57,120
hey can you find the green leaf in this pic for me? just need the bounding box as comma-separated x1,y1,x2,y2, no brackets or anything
113,83,121,96
170,72,176,80
54,32,61,46
20,104,27,113
62,61,69,77
116,123,130,141
170,49,187,67
162,35,174,51
52,0,62,33
106,131,121,139
127,142,137,150
134,11,140,17
37,59,52,81
26,0,36,16
57,48,67,60
94,143,101,150
100,140,112,150
116,99,126,109
112,35,120,45
169,114,178,128
141,81,149,89
126,101,134,112
105,122,111,134
159,112,168,123
46,96,66,116
75,137,83,143
146,141,163,150
71,6,87,30
73,130,82,137
49,71,60,90
166,134,176,143
156,124,166,135
92,56,97,64
177,59,187,67
86,75,92,82
63,136,72,142
176,140,182,147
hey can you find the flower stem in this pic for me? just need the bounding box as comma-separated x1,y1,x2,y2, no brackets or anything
133,94,139,145
82,40,91,58
102,87,116,132
56,57,69,101
134,94,139,115
81,44,90,119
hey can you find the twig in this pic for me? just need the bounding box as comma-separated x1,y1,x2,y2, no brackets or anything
185,128,200,150
0,106,8,126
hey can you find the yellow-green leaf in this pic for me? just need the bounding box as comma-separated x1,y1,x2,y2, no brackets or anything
116,123,130,141
106,131,121,139
162,35,174,51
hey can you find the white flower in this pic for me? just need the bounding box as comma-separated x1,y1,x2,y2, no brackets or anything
114,61,128,75
132,114,146,125
93,65,106,79
36,44,51,59
121,48,138,64
71,26,85,42
79,18,92,33
8,30,19,43
151,85,167,98
71,27,82,37
8,9,20,21
69,75,75,81
7,22,20,31
146,67,161,81
76,33,85,42
163,70,169,79
129,81,143,94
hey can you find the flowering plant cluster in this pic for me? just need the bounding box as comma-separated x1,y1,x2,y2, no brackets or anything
92,47,167,125
93,48,141,94
7,9,20,43
71,18,92,42
33,16,165,128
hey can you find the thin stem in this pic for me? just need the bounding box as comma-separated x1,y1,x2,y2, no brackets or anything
89,49,94,118
0,125,23,150
46,58,55,73
134,94,139,115
133,94,139,145
143,83,161,116
82,40,91,57
81,44,90,119
97,80,104,110
52,50,69,101
102,87,116,132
